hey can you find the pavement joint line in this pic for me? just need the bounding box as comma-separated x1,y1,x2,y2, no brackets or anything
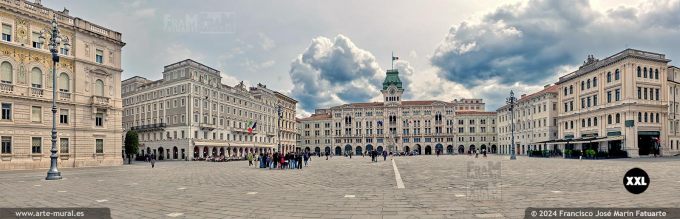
177,187,186,190
57,191,67,193
96,199,108,203
344,194,355,198
474,213,504,218
551,191,562,193
246,192,257,195
455,194,466,197
391,158,405,189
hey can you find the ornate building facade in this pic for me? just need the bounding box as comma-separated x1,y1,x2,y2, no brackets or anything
554,49,671,157
496,85,559,155
122,59,296,161
298,69,498,156
0,0,124,170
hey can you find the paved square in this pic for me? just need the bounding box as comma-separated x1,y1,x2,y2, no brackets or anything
0,155,679,218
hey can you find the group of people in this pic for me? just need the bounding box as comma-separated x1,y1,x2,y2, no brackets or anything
251,151,311,170
469,148,487,158
368,150,388,162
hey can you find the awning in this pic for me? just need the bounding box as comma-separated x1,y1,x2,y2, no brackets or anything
540,136,624,144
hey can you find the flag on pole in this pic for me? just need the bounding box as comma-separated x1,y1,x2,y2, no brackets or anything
248,121,257,134
392,56,399,60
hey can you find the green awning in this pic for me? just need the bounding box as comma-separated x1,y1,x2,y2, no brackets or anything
607,131,622,136
638,131,660,136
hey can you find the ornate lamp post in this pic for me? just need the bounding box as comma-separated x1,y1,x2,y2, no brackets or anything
40,15,70,180
506,90,517,160
277,104,282,153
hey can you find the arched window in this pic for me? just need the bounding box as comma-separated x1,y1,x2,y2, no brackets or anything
607,72,612,82
637,66,641,77
638,112,642,122
0,61,12,83
644,112,648,123
656,113,660,123
593,77,597,87
587,79,591,89
655,69,659,80
594,117,598,126
95,79,104,96
615,113,621,123
587,118,591,126
569,85,573,94
608,114,612,124
31,67,42,88
582,119,585,127
564,87,567,95
58,73,70,92
643,67,648,78
615,69,620,80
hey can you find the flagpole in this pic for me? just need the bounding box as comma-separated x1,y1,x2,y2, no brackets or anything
391,51,394,70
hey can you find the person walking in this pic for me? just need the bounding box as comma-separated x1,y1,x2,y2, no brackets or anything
150,155,156,168
247,153,253,167
382,150,387,161
325,151,329,160
303,152,309,166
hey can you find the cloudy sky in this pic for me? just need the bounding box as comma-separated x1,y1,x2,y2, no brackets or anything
45,0,680,116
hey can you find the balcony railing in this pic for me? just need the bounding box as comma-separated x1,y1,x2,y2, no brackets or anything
130,123,166,132
0,83,13,93
58,92,71,101
92,96,110,106
30,87,43,97
200,123,217,131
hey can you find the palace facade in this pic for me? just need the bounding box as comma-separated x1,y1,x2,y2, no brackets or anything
298,69,498,155
122,59,296,161
0,0,125,170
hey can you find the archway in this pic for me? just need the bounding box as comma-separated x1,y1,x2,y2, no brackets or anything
219,147,225,156
377,146,383,154
480,145,487,153
491,145,497,153
366,144,373,152
334,146,342,156
404,146,410,153
425,145,432,155
469,145,476,153
212,147,217,156
315,147,321,155
435,144,443,154
447,145,454,154
203,146,208,157
344,144,352,155
173,146,178,159
458,145,464,154
305,147,310,152
193,146,199,158
158,147,165,160
355,146,363,155
181,149,186,159
415,144,422,154
325,146,331,154
146,147,151,156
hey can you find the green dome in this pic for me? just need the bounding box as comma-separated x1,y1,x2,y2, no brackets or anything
382,69,402,90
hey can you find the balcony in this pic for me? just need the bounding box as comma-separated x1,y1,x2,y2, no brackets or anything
30,87,43,97
92,96,110,106
130,123,166,132
0,83,13,94
58,92,71,101
200,123,217,131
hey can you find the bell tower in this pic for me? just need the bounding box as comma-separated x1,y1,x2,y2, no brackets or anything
382,69,404,105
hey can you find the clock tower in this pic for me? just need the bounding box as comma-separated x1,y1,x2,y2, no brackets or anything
381,69,404,105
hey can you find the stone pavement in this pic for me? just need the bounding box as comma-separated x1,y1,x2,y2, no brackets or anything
0,155,679,218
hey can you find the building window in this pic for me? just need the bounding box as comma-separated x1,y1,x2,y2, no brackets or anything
31,137,41,154
31,106,41,122
593,77,597,87
637,66,641,77
608,115,612,124
59,109,68,124
655,69,659,80
1,24,11,42
31,67,42,88
615,69,620,80
60,138,69,154
1,103,10,120
58,73,70,92
95,79,104,96
95,49,104,64
607,72,611,82
95,139,104,153
31,32,42,49
616,113,621,123
1,136,10,154
0,61,12,84
95,113,104,127
615,89,620,101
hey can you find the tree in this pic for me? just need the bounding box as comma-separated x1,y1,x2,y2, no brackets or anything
124,130,140,164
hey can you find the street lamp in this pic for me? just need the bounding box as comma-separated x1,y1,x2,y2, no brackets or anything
506,90,517,160
40,15,70,180
277,104,282,154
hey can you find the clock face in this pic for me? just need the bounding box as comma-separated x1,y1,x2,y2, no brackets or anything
389,88,396,94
